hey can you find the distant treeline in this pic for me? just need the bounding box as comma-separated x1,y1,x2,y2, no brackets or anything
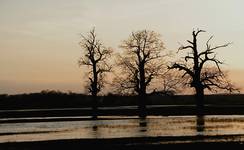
0,90,243,110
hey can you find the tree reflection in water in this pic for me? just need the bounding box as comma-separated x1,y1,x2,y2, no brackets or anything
196,115,205,137
139,117,148,132
91,119,99,138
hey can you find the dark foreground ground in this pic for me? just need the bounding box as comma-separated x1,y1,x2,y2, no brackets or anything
1,135,244,150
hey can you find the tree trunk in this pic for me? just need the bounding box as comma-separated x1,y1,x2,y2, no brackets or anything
195,86,204,115
92,64,98,119
138,63,147,118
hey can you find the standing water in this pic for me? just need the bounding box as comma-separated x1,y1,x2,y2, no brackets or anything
1,115,244,143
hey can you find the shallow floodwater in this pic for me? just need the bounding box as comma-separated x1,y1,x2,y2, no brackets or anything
1,115,244,143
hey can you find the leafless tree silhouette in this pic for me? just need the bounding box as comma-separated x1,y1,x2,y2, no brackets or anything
78,28,112,117
168,29,239,114
115,30,167,116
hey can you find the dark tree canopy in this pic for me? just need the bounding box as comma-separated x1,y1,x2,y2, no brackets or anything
114,30,167,96
169,29,239,112
79,28,112,96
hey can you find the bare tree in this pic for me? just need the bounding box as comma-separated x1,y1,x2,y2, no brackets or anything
78,28,112,117
116,30,167,115
169,29,239,114
157,70,184,95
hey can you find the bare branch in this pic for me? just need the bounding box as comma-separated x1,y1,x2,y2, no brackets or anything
168,63,194,77
178,45,193,52
207,43,231,52
185,55,194,62
194,29,206,36
187,40,193,45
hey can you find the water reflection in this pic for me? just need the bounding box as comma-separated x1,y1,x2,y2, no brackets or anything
92,125,98,132
139,117,148,132
90,120,100,138
3,115,244,143
196,115,205,133
196,115,205,137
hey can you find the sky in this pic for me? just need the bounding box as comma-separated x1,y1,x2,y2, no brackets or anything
0,0,244,94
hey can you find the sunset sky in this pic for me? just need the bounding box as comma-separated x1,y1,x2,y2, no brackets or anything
0,0,243,94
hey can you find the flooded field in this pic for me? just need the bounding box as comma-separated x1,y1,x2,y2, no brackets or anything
1,115,244,144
